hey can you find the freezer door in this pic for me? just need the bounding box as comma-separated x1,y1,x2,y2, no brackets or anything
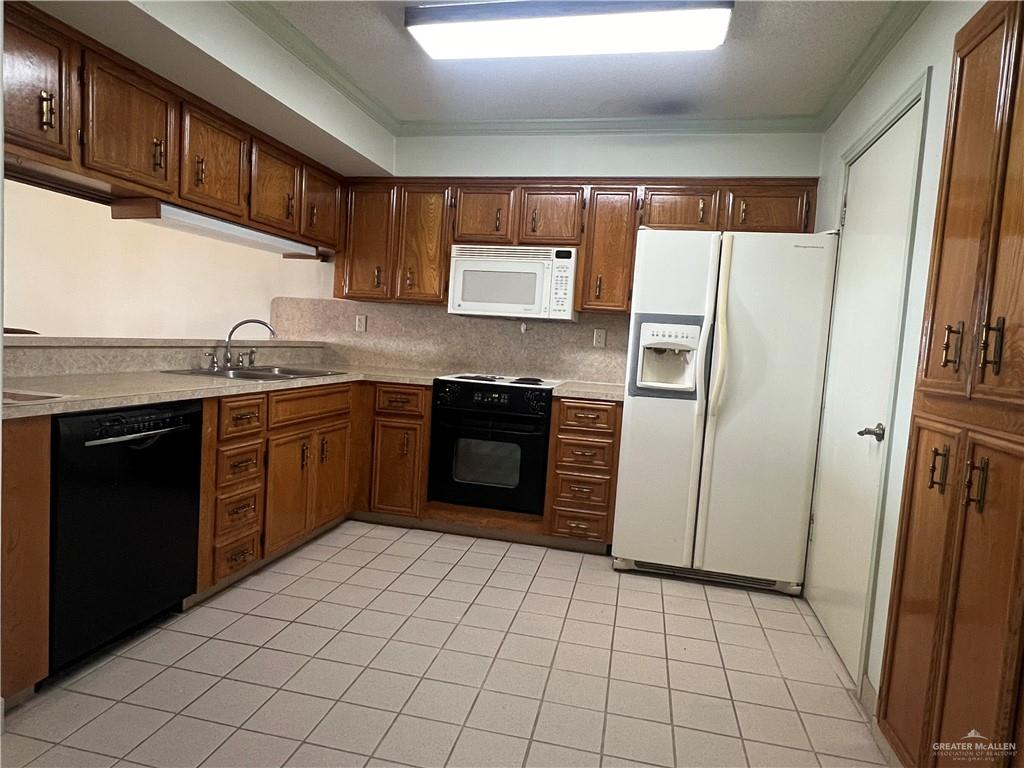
693,232,837,585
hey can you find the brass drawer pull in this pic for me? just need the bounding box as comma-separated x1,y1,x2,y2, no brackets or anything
927,444,950,494
286,193,295,219
195,155,206,186
231,411,259,423
698,198,705,223
739,199,747,224
405,268,414,289
39,90,56,131
373,265,382,289
531,209,539,233
228,502,255,517
575,412,599,420
495,207,502,232
230,457,257,471
595,275,603,299
388,396,412,406
227,547,253,565
978,316,1005,375
152,137,166,170
964,458,989,514
310,204,318,226
572,449,597,457
566,520,591,530
569,484,594,494
300,442,310,470
401,432,410,456
320,437,329,463
940,321,964,371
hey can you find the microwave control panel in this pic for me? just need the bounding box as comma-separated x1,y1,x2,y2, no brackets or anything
550,249,575,319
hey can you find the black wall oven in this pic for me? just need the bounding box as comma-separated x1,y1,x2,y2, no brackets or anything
428,378,552,515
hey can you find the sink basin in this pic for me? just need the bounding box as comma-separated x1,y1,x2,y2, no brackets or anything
163,367,343,381
247,366,345,377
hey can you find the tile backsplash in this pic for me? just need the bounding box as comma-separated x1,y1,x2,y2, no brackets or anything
272,298,628,383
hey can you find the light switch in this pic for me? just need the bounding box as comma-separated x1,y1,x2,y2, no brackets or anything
356,315,367,333
593,328,606,348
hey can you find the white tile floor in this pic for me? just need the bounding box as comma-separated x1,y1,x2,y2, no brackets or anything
3,522,888,768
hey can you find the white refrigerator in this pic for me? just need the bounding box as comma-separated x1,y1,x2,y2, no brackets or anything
612,229,837,593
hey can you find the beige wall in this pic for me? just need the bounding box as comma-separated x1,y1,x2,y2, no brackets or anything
2,181,333,339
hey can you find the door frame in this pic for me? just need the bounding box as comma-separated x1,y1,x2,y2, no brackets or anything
808,69,932,686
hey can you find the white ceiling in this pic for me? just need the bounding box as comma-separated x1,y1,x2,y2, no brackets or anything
247,1,910,134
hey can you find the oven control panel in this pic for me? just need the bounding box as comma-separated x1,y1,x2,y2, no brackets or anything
433,380,551,417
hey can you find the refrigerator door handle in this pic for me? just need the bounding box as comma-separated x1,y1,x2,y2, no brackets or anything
708,234,734,417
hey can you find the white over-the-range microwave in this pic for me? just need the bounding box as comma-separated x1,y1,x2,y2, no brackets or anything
447,244,577,320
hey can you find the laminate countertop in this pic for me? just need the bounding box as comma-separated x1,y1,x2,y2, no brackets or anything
2,369,624,419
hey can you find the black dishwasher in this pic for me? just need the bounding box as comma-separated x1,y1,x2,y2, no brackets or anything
51,401,202,671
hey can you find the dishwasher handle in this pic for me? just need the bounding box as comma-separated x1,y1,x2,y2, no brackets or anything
84,424,191,447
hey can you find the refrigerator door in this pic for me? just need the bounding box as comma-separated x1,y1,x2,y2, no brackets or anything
693,232,837,587
613,230,721,569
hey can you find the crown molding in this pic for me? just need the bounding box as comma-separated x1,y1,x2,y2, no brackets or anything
232,0,929,139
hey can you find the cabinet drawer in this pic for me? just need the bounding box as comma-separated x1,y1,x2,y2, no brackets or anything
215,484,263,541
551,509,608,541
214,530,261,582
554,472,612,512
558,399,617,433
376,385,427,417
555,437,614,472
219,395,266,439
269,385,351,428
217,440,264,487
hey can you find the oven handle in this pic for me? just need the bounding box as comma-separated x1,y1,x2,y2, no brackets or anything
435,419,546,438
84,424,190,447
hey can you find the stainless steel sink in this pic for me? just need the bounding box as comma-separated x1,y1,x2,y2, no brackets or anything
247,366,345,377
164,367,343,381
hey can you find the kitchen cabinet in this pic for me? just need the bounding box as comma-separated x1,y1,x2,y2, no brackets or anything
264,429,315,555
453,186,516,243
2,417,50,697
301,164,342,247
83,51,178,194
180,104,248,217
641,186,718,230
249,139,301,235
394,184,451,302
580,187,638,312
722,184,812,233
341,184,395,300
3,6,74,161
311,421,351,528
371,418,424,517
518,186,584,245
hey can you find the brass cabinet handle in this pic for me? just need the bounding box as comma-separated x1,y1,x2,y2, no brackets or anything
927,444,950,494
39,90,56,131
401,431,410,456
195,155,206,186
152,138,166,170
531,209,539,233
940,321,965,371
300,442,310,469
964,457,990,514
228,502,255,518
698,198,705,223
230,457,257,471
978,316,1005,375
739,199,747,224
572,448,597,457
405,268,414,289
388,396,411,405
575,411,599,420
227,546,253,565
310,204,318,226
286,193,295,219
495,207,502,232
595,275,603,299
373,265,382,289
320,437,328,464
231,411,258,423
569,484,594,494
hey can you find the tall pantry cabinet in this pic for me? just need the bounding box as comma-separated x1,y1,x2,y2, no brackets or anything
878,3,1024,766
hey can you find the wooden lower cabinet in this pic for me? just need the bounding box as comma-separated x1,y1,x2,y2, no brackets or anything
371,418,424,516
311,421,351,528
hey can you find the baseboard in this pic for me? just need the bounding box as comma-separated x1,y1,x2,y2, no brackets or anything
860,674,903,767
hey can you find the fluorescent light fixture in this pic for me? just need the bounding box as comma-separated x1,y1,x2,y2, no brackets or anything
406,1,733,60
110,199,321,258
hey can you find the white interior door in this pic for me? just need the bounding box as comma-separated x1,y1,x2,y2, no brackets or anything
805,100,924,681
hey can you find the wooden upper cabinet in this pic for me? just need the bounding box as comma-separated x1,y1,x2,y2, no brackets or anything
3,8,74,161
878,417,962,766
83,52,177,193
919,4,1014,397
394,184,450,303
311,420,351,528
518,186,584,244
371,418,423,516
250,139,301,235
264,429,313,556
180,104,248,217
642,187,718,230
722,185,812,233
580,187,637,312
301,165,342,247
341,184,395,300
453,186,516,243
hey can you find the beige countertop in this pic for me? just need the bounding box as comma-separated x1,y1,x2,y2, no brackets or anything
3,369,623,418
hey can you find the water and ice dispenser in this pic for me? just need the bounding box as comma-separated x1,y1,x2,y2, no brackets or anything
636,322,701,391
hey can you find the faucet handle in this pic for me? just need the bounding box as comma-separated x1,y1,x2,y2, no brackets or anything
203,351,220,371
248,347,258,367
236,351,247,368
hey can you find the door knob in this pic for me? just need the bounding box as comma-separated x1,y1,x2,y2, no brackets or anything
857,423,886,442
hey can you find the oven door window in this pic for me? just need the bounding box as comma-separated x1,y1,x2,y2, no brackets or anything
453,438,521,488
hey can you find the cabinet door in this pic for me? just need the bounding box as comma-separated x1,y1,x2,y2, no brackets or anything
518,187,584,244
722,185,812,232
311,420,351,528
264,430,313,555
641,187,718,230
371,418,422,516
932,432,1024,762
394,184,450,303
919,4,1016,396
180,104,248,217
3,9,73,160
83,52,177,193
453,186,516,243
341,184,395,300
878,417,963,766
301,165,342,247
974,39,1024,407
250,139,301,234
580,187,637,312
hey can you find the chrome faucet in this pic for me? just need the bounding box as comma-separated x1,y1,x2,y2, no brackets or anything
224,319,276,368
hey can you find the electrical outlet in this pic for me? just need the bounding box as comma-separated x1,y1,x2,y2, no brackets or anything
593,328,607,348
355,315,367,333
